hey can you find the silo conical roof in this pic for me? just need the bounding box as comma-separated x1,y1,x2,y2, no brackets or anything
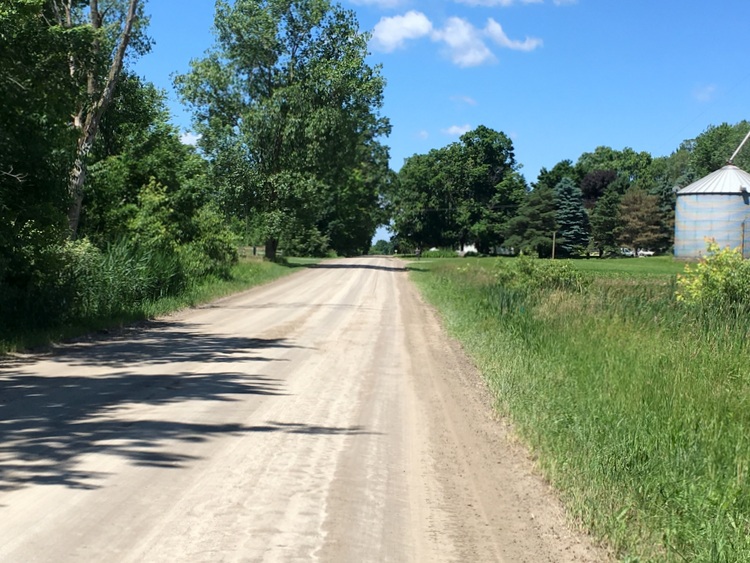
677,164,750,195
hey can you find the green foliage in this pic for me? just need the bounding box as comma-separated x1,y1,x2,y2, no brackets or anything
0,0,81,311
504,185,557,258
493,254,589,292
0,236,77,332
389,125,526,252
690,121,750,177
282,226,331,258
1,252,310,354
533,159,578,192
179,205,239,279
419,249,456,258
575,145,653,184
589,185,622,255
70,238,186,317
676,240,750,306
175,0,389,259
370,239,394,255
554,177,589,256
412,257,750,561
617,187,663,253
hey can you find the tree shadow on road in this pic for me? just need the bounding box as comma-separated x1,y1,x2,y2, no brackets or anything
248,421,381,436
0,322,303,491
308,263,406,273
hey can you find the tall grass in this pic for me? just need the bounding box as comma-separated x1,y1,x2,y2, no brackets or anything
411,257,750,562
0,253,312,354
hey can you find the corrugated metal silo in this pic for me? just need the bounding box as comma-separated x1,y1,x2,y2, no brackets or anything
674,164,750,258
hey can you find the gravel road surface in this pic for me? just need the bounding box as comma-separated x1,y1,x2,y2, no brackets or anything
0,256,607,562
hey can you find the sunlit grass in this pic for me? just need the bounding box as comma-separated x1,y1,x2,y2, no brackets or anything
411,257,750,562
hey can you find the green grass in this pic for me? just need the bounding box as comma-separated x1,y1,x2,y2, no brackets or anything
0,256,316,354
568,256,688,277
410,256,750,562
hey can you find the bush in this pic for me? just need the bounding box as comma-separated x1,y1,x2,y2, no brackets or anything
282,226,330,258
422,249,457,258
178,206,238,279
0,237,78,331
495,254,589,292
676,240,750,306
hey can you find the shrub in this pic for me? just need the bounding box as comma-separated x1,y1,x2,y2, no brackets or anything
0,237,78,330
495,254,589,292
676,240,750,306
422,249,457,258
178,206,238,279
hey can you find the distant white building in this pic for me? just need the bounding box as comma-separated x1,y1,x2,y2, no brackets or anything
457,244,477,256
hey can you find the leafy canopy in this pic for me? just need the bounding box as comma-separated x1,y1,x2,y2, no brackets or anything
175,0,389,258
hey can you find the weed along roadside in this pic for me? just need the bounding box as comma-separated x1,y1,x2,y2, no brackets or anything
408,254,750,562
0,256,318,355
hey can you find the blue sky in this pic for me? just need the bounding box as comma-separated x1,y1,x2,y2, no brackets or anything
133,1,750,238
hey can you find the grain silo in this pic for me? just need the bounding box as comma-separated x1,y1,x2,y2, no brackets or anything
674,164,750,258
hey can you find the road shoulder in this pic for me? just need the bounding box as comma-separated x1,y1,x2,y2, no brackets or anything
399,265,611,562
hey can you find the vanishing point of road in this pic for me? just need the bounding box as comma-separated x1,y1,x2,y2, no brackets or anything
0,256,606,562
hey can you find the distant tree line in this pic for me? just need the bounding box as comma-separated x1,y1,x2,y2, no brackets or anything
386,121,750,257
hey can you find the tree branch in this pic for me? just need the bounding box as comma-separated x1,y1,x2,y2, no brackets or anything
1,167,27,183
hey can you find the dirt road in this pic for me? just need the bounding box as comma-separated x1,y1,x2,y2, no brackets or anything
0,256,606,562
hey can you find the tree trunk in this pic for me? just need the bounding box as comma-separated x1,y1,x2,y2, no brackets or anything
67,0,140,239
67,115,100,236
265,238,279,261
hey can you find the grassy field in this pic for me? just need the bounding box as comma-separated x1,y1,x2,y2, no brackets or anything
567,256,688,277
409,256,750,562
0,256,316,355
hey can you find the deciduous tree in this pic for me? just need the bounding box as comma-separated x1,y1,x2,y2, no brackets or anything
580,169,616,209
54,0,148,237
390,126,525,252
175,0,388,260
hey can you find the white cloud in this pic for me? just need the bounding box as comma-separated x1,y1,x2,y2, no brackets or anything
180,132,202,146
485,18,542,51
451,95,478,106
417,130,430,139
442,124,472,136
552,0,578,5
432,17,495,67
372,12,542,67
693,84,717,103
371,11,433,52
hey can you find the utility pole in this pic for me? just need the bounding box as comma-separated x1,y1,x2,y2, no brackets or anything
551,231,556,260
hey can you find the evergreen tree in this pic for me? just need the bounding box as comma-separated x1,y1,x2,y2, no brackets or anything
554,177,589,257
617,188,662,254
505,185,557,258
589,185,622,256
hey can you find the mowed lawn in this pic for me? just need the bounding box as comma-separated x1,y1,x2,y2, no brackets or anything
409,255,750,562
